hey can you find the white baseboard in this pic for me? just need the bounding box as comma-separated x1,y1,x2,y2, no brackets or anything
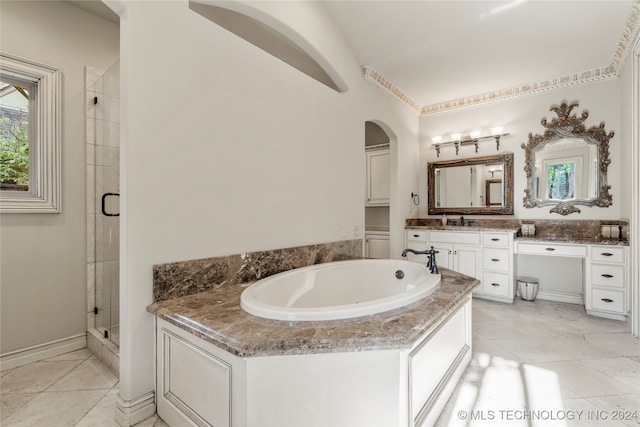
0,333,86,371
586,309,627,322
535,290,583,305
115,391,156,427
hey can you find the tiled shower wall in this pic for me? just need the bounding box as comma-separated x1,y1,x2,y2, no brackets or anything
85,63,120,374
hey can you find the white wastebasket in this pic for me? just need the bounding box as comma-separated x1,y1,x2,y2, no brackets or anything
517,277,539,301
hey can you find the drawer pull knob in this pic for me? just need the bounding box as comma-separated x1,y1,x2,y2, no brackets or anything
545,247,556,251
601,298,614,303
413,234,420,238
601,252,614,257
491,238,500,241
601,274,614,278
491,258,500,262
491,283,500,287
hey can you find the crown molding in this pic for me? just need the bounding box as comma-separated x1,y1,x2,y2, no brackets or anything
362,66,422,115
420,66,618,117
612,0,640,74
363,0,640,117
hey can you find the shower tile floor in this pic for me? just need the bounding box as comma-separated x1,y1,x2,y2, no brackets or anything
1,298,638,426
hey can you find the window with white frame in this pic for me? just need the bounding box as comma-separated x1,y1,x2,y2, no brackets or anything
0,53,60,213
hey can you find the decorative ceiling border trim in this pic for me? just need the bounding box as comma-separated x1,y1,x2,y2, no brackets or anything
362,0,640,117
611,0,640,74
363,66,422,115
420,67,618,117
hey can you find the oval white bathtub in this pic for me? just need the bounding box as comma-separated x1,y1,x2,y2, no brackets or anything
240,259,440,321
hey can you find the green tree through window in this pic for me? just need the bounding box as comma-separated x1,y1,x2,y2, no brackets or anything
0,82,30,191
547,162,575,199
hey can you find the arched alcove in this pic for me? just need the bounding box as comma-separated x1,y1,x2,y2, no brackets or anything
189,0,347,93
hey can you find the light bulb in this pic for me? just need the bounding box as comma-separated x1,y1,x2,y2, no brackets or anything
450,133,461,141
431,136,442,145
491,126,504,135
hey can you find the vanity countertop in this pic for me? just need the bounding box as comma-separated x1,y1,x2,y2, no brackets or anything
515,235,629,246
405,220,629,246
406,225,520,233
147,268,478,358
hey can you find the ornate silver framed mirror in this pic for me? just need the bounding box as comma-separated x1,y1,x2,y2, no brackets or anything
522,101,614,215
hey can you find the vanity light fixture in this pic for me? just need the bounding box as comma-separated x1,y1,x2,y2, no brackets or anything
431,136,443,156
431,128,509,157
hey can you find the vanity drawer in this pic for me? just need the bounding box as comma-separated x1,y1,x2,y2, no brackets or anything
482,232,510,248
429,231,480,245
483,248,509,272
406,230,428,242
592,264,624,288
592,289,625,314
591,246,625,263
516,242,587,258
482,272,510,297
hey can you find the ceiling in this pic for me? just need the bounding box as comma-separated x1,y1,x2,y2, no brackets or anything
68,0,639,115
322,0,639,114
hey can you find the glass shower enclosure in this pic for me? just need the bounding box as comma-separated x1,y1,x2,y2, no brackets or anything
88,61,120,346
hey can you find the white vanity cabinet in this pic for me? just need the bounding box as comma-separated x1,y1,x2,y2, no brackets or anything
514,241,629,321
586,245,629,320
404,229,516,302
480,232,514,300
428,231,482,282
365,148,390,206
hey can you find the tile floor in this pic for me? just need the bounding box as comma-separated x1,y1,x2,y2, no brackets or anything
1,298,638,426
437,298,640,426
0,348,166,427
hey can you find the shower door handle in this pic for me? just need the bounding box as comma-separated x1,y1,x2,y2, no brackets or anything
101,192,120,217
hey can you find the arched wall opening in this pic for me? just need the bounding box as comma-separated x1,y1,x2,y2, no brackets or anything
364,120,396,259
189,0,348,93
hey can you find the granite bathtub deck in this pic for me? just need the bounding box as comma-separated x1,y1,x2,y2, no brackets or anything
147,268,478,358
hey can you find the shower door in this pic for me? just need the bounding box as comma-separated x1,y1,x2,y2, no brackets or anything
92,61,120,345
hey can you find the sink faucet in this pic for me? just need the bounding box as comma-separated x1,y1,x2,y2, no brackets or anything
401,246,440,274
459,216,465,226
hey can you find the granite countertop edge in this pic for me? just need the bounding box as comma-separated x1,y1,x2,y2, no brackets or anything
147,268,478,358
405,226,628,246
406,225,520,232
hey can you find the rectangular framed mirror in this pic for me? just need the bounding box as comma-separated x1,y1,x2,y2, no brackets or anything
428,153,514,215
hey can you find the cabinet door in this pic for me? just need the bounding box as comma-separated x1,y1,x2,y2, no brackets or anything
431,243,453,270
453,245,481,279
366,151,390,206
366,235,390,259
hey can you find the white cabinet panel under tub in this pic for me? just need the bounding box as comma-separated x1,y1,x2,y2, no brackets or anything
155,298,472,427
156,319,244,427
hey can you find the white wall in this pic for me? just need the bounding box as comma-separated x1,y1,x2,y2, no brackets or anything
113,0,418,403
620,46,633,221
0,2,119,355
418,79,623,220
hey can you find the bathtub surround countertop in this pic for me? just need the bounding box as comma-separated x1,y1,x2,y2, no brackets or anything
147,268,478,358
405,218,629,246
152,239,363,303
